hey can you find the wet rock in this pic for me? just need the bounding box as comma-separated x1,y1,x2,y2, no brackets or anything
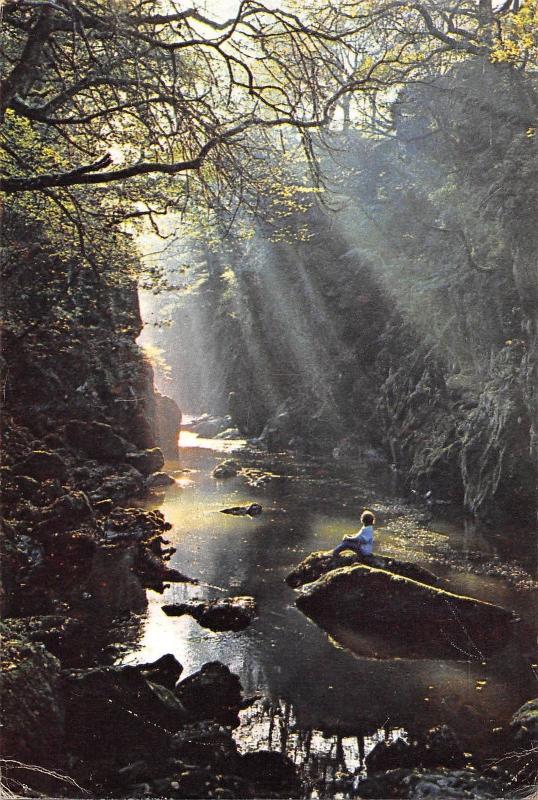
122,653,183,691
296,564,516,659
190,415,232,438
65,419,129,462
220,503,263,517
237,751,302,798
510,698,538,748
286,550,441,589
366,737,418,773
146,471,176,488
174,662,243,726
162,596,257,631
214,427,242,440
213,459,240,479
13,449,67,481
155,391,181,458
0,622,65,792
421,725,465,768
356,767,505,799
126,447,165,476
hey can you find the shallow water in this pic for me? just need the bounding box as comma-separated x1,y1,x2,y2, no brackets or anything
122,431,537,788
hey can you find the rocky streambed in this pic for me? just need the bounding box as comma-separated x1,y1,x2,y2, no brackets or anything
1,421,537,798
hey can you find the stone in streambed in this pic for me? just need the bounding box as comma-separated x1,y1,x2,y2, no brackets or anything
162,596,256,631
296,564,516,659
220,503,262,517
145,471,175,488
286,549,441,589
213,459,240,478
121,653,183,691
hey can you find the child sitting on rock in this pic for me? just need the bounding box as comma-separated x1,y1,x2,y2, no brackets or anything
333,510,376,558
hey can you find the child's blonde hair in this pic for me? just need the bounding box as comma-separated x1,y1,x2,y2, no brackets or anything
361,510,375,526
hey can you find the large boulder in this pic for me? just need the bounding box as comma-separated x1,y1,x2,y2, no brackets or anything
213,459,240,478
65,420,129,462
162,596,257,631
296,564,516,659
286,550,441,589
126,447,165,475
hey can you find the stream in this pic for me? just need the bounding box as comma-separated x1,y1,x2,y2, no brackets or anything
121,427,537,793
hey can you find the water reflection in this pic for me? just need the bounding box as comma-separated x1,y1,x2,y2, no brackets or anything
234,699,406,797
125,435,536,769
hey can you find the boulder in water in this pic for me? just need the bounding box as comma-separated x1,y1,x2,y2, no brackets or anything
286,550,441,589
296,563,516,659
145,471,175,488
162,596,257,631
220,503,262,517
213,459,240,479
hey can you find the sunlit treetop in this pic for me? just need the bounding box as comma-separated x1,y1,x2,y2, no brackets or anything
1,0,535,244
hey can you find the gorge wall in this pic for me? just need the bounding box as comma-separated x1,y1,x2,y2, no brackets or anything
150,59,537,527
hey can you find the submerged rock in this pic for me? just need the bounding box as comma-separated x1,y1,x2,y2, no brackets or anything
213,459,240,478
286,550,441,589
220,503,263,517
162,596,257,631
296,564,516,659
